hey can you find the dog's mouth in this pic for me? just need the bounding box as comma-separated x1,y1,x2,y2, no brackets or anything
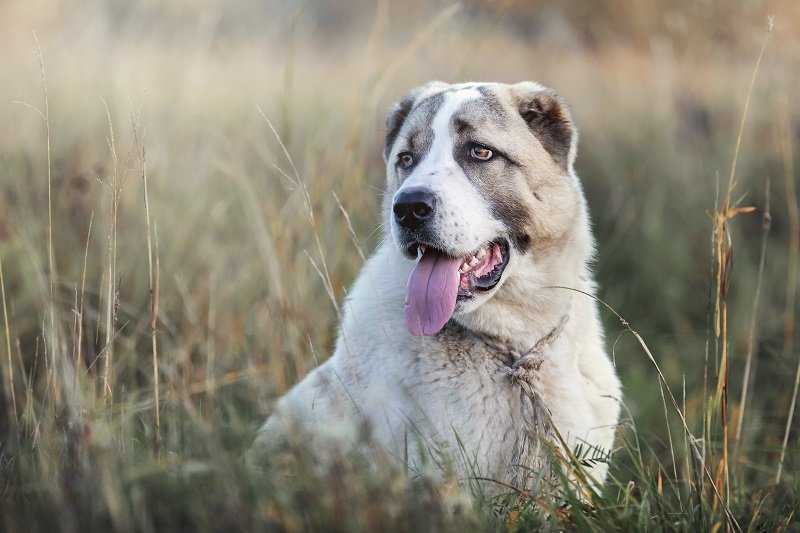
404,239,509,337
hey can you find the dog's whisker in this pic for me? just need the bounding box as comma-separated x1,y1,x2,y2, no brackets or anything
367,222,388,241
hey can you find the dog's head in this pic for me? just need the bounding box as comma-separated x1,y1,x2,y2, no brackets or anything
383,81,590,337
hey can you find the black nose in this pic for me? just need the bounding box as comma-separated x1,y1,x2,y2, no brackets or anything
393,188,436,230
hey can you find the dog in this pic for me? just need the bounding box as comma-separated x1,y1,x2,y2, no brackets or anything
250,81,621,492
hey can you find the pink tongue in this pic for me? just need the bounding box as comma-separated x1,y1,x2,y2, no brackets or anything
405,249,462,336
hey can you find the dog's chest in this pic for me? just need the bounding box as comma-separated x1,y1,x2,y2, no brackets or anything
395,330,536,472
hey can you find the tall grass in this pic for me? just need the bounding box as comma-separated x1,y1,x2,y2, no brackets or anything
1,1,798,530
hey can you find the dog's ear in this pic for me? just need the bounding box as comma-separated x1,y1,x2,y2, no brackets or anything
384,95,416,162
384,81,449,162
511,83,578,171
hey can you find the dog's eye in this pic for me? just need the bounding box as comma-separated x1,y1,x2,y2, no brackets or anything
470,145,493,161
397,152,414,169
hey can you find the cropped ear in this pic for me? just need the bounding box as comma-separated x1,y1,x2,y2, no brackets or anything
511,83,578,171
384,81,449,162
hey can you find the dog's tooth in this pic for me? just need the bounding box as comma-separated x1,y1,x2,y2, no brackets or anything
461,262,470,272
416,246,424,261
469,256,479,266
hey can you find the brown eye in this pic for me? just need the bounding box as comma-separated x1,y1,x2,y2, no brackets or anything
470,145,493,161
397,152,414,169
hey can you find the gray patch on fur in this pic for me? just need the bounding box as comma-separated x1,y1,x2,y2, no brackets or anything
385,92,446,177
437,92,535,253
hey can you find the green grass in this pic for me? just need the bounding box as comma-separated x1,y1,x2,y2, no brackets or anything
1,1,799,530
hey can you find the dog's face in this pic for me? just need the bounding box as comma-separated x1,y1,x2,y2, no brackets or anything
383,82,586,337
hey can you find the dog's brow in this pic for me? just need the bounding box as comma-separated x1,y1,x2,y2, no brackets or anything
454,118,476,134
399,128,428,154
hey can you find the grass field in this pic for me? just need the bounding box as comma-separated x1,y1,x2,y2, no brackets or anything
1,0,799,530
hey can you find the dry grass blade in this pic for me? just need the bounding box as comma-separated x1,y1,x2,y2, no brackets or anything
30,32,63,423
709,15,772,505
151,223,162,456
0,256,18,447
780,100,799,358
132,107,162,456
333,191,366,262
74,212,94,391
101,99,120,402
256,106,300,188
776,96,799,485
258,108,340,317
32,32,55,297
658,372,679,490
735,180,770,449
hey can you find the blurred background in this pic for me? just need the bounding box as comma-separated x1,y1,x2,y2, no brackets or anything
0,0,798,528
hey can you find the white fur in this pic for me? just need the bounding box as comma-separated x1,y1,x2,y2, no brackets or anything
391,89,501,255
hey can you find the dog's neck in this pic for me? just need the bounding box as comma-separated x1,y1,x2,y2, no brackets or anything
454,243,589,349
471,313,569,368
454,287,575,350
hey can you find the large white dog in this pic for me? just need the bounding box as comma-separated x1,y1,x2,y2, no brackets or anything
251,81,621,491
